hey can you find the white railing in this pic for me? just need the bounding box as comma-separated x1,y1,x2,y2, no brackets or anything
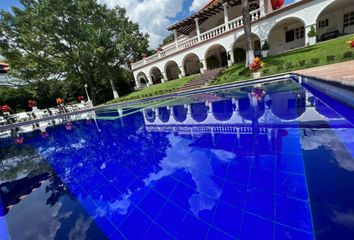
131,8,261,70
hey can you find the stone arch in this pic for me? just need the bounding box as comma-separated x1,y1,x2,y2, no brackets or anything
270,91,306,120
137,72,148,87
190,103,208,122
144,109,156,123
267,17,306,55
315,0,354,42
183,52,201,76
232,33,262,63
212,99,234,121
164,60,180,81
149,67,163,85
172,105,188,122
204,44,228,70
158,107,170,123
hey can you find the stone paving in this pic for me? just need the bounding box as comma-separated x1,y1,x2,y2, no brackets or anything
295,60,354,87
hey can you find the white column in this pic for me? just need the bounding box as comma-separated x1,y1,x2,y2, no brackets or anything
179,66,185,79
227,49,233,67
162,72,167,83
147,76,153,86
173,29,179,49
222,2,229,30
201,59,207,73
195,18,201,42
229,49,235,65
259,0,266,17
135,80,140,89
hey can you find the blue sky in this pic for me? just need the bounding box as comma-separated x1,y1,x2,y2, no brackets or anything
1,0,295,48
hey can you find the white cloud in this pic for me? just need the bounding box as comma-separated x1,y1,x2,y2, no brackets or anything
189,0,210,12
98,0,184,49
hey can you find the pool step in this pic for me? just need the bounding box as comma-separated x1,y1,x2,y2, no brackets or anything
178,68,224,92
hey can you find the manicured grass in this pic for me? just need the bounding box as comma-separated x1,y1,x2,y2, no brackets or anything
213,34,354,85
108,75,197,104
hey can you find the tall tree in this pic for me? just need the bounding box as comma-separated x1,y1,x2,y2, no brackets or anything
0,0,149,104
241,0,255,67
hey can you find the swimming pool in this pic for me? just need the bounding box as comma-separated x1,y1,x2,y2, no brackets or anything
0,77,353,240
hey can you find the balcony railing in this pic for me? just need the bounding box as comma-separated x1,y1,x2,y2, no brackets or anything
131,8,261,70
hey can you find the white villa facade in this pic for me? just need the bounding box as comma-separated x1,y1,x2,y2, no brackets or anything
131,0,354,88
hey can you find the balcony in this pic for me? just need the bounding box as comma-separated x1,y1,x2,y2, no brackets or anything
131,8,261,70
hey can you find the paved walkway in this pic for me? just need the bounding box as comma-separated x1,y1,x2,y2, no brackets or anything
295,60,354,87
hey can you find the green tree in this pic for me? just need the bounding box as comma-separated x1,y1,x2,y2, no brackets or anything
0,0,149,104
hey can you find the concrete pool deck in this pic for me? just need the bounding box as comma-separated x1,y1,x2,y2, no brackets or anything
295,60,354,87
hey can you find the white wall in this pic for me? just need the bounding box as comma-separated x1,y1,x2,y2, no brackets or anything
133,0,340,87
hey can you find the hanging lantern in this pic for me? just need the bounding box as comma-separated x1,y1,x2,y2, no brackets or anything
271,0,284,10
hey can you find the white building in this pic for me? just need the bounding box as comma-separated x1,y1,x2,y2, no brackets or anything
131,0,354,88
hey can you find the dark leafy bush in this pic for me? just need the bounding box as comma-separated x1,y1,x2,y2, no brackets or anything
310,58,320,65
343,51,353,59
326,55,335,62
298,60,306,67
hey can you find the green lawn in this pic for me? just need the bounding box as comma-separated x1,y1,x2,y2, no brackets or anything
108,74,197,104
213,34,354,85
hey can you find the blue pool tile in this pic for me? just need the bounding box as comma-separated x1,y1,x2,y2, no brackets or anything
80,173,107,193
138,190,167,219
245,189,275,221
109,230,127,240
226,163,251,185
169,183,195,210
119,209,152,239
206,228,236,240
253,155,276,171
220,181,246,209
276,195,313,232
275,223,314,240
240,213,274,240
94,217,116,236
249,168,275,193
153,176,179,197
177,214,209,240
211,157,230,178
212,203,242,238
156,202,186,236
277,153,305,174
276,172,308,200
142,224,175,240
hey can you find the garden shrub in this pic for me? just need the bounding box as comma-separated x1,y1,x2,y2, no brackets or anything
310,58,320,65
326,55,335,62
298,60,306,67
343,51,353,59
285,63,294,70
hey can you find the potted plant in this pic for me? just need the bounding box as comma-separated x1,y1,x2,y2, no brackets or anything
156,47,163,52
261,40,270,58
199,61,205,74
0,105,11,116
77,96,85,103
250,57,264,79
252,87,266,101
347,38,354,49
307,26,317,46
141,53,147,58
28,100,38,111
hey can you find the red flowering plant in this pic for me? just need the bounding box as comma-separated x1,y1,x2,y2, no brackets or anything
347,39,354,49
0,105,11,113
56,98,65,105
252,87,266,101
156,47,163,52
28,100,37,108
142,53,147,58
15,136,24,145
40,131,49,139
249,57,264,72
77,96,85,102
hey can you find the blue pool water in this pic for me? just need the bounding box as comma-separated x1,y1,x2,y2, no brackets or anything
0,78,353,240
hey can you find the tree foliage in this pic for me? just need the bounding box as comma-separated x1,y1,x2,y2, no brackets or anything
0,0,149,104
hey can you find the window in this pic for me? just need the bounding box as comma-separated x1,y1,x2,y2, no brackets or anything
286,27,304,43
318,19,329,28
344,12,354,27
295,27,304,39
286,30,295,43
